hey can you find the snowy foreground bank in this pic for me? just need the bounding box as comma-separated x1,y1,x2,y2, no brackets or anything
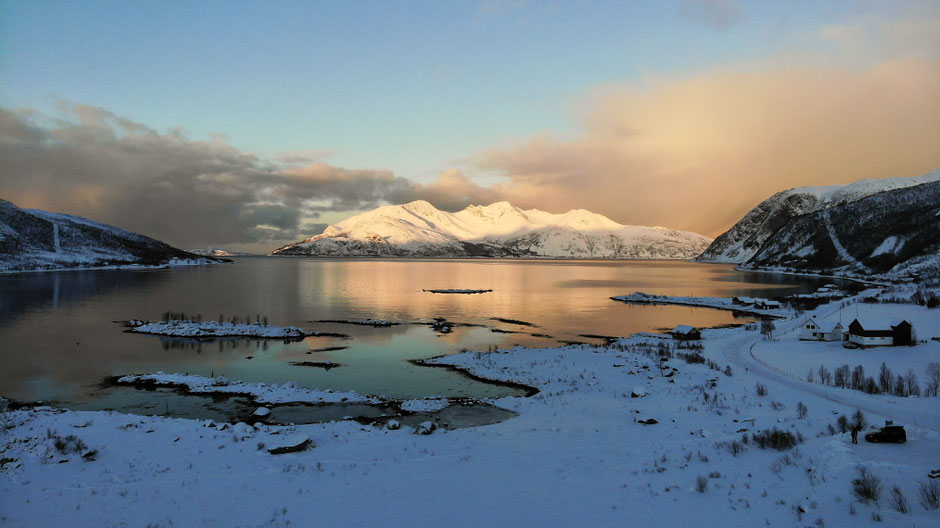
3,299,939,527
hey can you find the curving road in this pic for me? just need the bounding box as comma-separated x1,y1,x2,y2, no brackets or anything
714,305,940,434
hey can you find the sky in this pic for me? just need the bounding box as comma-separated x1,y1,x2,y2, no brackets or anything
1,0,938,252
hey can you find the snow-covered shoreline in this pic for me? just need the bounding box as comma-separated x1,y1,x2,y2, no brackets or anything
126,319,311,339
0,257,222,275
114,372,376,405
3,289,939,527
611,291,787,317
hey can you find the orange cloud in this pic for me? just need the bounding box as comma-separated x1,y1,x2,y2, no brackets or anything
472,58,940,236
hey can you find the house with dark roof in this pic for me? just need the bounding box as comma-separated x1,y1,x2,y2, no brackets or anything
846,318,914,347
671,325,701,340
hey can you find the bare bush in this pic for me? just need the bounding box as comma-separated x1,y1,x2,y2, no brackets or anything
796,401,808,419
761,320,776,340
850,410,866,433
852,466,882,504
47,430,87,455
903,369,920,397
834,364,850,388
755,383,768,397
716,439,746,456
836,414,849,433
752,428,802,450
919,480,940,510
890,486,909,513
695,475,708,493
926,362,940,397
879,362,893,393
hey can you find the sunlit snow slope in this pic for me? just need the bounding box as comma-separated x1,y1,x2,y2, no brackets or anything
273,201,712,259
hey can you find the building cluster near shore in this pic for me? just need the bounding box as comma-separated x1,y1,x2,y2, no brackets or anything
800,316,915,347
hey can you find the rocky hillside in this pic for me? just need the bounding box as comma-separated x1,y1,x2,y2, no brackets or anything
0,199,217,272
698,171,940,280
697,171,939,263
273,201,712,259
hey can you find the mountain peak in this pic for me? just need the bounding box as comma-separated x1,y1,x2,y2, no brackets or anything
697,170,940,269
402,200,436,211
273,200,711,259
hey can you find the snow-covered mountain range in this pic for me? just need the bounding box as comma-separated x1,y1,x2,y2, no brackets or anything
273,201,712,259
697,170,940,280
0,199,217,272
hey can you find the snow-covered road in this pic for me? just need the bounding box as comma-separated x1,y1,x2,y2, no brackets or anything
715,304,940,434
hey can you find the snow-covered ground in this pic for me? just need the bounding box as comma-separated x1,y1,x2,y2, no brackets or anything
127,320,311,338
611,292,787,317
2,293,939,527
116,373,376,405
752,302,939,385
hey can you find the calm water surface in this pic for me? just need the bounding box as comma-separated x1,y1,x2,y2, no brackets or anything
0,258,835,415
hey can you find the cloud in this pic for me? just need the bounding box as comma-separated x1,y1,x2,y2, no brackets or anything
471,58,940,236
275,149,335,167
0,103,500,251
819,10,940,60
679,0,742,30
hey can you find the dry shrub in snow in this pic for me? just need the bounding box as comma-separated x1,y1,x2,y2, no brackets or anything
46,429,87,455
919,480,940,510
889,486,909,513
796,401,808,419
695,475,708,493
752,428,802,450
852,466,882,504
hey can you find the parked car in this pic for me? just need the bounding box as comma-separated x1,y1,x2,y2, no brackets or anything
864,425,906,443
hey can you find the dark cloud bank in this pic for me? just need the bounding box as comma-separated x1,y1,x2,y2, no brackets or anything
0,104,497,252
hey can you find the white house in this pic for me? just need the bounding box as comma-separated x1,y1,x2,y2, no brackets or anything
800,318,844,341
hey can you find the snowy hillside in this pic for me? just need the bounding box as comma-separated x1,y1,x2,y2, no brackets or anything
273,200,712,259
0,199,217,272
697,170,940,264
741,180,940,280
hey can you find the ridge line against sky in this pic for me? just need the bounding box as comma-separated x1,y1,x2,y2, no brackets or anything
1,0,938,253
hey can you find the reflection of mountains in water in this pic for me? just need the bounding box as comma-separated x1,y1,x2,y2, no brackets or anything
156,336,298,352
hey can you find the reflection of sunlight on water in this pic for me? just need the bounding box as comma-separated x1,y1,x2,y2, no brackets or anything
0,258,837,407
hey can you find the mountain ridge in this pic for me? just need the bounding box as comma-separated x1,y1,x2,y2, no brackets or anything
273,201,712,259
697,170,940,264
0,199,219,272
697,171,940,281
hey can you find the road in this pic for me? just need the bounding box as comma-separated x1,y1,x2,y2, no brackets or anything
715,306,940,434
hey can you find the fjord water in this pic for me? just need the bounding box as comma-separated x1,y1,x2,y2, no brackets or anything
0,258,832,412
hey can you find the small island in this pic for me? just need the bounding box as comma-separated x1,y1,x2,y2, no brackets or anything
423,288,493,294
126,318,310,339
